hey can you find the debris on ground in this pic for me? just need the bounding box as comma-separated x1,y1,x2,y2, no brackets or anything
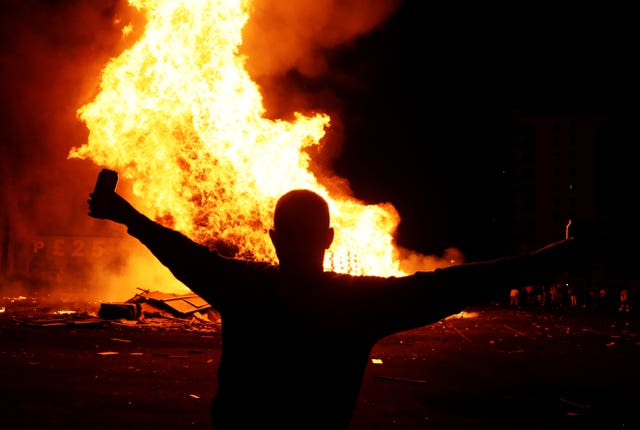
2,288,220,333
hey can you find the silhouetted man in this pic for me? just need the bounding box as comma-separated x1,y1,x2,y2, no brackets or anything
88,185,576,430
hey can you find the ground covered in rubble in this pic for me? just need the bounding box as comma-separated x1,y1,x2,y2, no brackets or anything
1,294,639,430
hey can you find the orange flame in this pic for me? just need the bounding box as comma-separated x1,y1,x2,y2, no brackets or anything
69,0,436,278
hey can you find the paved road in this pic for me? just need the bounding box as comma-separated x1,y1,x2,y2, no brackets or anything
1,298,638,429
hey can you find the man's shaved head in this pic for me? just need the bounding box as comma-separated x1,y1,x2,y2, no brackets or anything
273,189,330,232
270,189,333,274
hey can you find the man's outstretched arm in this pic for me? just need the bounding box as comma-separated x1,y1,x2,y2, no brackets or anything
433,237,579,306
87,190,221,292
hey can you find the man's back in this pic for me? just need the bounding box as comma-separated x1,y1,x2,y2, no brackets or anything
210,268,468,429
206,270,392,429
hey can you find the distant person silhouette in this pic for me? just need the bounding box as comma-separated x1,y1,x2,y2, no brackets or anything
88,184,576,430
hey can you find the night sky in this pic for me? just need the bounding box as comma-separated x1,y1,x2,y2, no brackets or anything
1,0,637,266
324,1,638,260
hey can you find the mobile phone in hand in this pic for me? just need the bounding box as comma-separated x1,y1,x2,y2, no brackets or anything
94,169,118,194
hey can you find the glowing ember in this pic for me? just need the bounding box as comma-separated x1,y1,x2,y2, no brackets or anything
445,311,480,319
53,310,77,316
68,0,447,279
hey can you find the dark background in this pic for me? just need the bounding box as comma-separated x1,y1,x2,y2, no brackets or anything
324,1,637,260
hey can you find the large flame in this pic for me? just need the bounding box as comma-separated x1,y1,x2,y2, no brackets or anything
69,0,409,277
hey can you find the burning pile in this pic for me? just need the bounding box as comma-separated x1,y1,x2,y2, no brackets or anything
68,0,453,284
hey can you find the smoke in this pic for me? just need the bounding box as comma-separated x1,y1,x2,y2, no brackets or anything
242,0,401,79
397,246,465,274
0,0,144,300
240,0,401,166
